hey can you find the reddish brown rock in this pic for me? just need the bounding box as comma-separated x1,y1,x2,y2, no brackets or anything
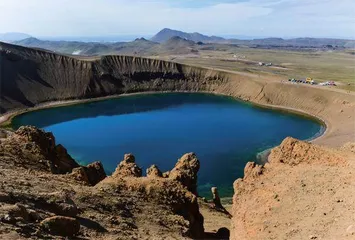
268,137,346,166
243,162,264,180
12,126,79,174
112,153,142,177
168,153,200,195
146,165,162,178
16,126,56,153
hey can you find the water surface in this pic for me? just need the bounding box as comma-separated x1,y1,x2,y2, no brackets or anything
13,93,324,198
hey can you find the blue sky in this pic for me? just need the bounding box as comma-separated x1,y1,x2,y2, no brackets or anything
0,0,354,38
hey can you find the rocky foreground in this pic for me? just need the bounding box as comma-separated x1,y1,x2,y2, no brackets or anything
0,126,232,239
0,126,354,239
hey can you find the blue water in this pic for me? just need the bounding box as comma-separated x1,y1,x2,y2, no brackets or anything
12,93,324,198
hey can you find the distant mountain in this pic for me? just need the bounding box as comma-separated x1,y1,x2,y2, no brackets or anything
12,32,355,57
151,28,225,43
151,28,355,49
14,37,111,55
0,32,32,42
149,36,198,55
14,37,158,56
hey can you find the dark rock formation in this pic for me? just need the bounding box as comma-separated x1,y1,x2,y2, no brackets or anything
40,216,80,237
216,227,230,239
0,41,229,113
169,153,200,195
211,187,223,209
53,144,79,173
85,161,107,184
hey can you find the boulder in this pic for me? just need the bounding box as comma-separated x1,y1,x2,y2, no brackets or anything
168,153,200,195
54,202,78,217
28,209,42,222
146,165,162,178
112,154,142,177
40,216,80,237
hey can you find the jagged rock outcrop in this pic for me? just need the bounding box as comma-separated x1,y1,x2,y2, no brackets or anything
112,153,142,177
146,164,163,178
100,152,205,238
0,126,79,173
168,153,200,195
0,126,210,239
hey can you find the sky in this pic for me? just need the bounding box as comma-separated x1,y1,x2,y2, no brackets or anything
0,0,354,39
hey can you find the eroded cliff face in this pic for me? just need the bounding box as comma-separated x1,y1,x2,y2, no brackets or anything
0,42,231,113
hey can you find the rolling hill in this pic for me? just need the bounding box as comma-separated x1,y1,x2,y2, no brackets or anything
14,37,158,56
0,32,32,42
11,28,355,57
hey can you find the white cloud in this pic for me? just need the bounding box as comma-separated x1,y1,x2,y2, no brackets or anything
0,0,353,38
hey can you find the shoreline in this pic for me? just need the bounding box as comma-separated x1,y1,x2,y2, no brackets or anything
0,90,328,144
